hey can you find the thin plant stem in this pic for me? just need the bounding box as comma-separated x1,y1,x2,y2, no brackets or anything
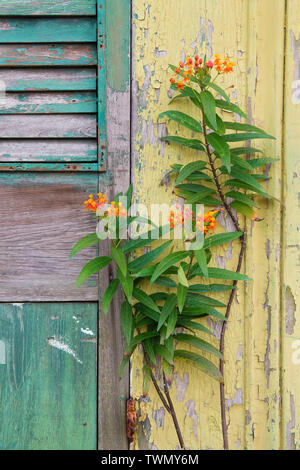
163,372,186,450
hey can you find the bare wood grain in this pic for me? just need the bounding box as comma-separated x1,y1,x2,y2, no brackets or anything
0,173,99,301
0,68,97,91
0,44,97,67
0,139,97,162
0,114,96,138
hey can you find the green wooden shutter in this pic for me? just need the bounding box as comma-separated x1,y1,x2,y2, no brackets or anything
0,0,106,450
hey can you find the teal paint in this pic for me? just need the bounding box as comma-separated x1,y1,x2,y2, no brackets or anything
106,0,130,92
1,0,96,16
0,18,96,43
0,163,101,172
97,0,107,170
0,303,97,450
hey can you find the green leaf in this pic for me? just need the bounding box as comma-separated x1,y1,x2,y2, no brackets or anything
76,256,112,287
231,147,264,156
224,121,272,136
203,231,243,250
134,304,160,322
119,347,136,377
185,293,226,308
128,240,172,272
174,350,223,381
131,331,158,347
125,184,133,211
225,179,270,198
121,301,133,345
177,283,188,314
207,82,230,102
178,264,189,287
158,110,202,133
206,267,251,281
188,283,235,293
194,249,208,279
160,136,205,152
122,225,169,254
70,233,100,259
150,251,188,284
230,201,254,217
207,133,231,172
216,115,226,135
103,279,120,314
111,245,127,277
182,307,227,322
117,268,133,302
154,344,174,365
230,154,254,171
200,90,217,129
177,318,213,336
152,276,177,288
230,167,268,193
248,157,275,168
166,309,178,339
226,190,258,207
143,339,156,365
133,287,161,313
175,333,222,358
175,160,207,185
158,294,177,330
215,99,247,119
223,132,275,142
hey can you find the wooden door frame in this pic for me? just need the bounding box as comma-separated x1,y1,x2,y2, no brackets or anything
97,0,131,450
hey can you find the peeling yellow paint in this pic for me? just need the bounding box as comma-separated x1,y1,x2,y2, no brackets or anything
131,0,298,450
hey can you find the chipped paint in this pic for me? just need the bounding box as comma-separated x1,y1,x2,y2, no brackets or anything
285,287,296,335
47,337,83,364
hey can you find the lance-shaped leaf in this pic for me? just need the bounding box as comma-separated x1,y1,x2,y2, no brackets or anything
121,301,133,346
230,201,254,217
207,82,230,102
207,132,231,172
175,333,222,358
143,339,156,365
131,331,159,347
205,267,251,281
134,304,160,322
122,225,169,254
158,110,202,133
117,267,133,302
248,157,275,168
226,190,258,208
185,293,226,308
111,245,127,277
177,283,188,314
194,249,208,279
160,136,205,152
223,132,275,142
231,147,264,155
224,121,272,136
133,287,161,313
177,318,213,336
120,345,137,377
200,90,217,129
230,154,254,171
76,256,112,287
182,307,227,322
225,179,270,199
154,344,174,365
102,279,120,314
178,264,189,287
175,160,207,185
188,283,235,293
174,350,223,381
215,99,247,119
128,240,172,273
203,231,243,250
230,167,268,193
166,309,178,339
150,251,188,284
157,294,177,330
70,233,100,259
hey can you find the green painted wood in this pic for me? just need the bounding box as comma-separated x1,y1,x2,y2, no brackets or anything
0,45,97,66
0,140,97,162
0,18,96,43
0,163,101,172
0,69,97,92
0,303,97,450
0,0,97,16
97,1,106,170
0,92,97,114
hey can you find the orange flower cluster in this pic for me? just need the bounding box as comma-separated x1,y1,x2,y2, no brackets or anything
214,54,236,74
169,206,221,234
84,193,127,218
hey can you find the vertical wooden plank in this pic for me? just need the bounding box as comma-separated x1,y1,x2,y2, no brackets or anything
97,0,131,450
0,303,97,450
282,0,300,450
243,0,285,450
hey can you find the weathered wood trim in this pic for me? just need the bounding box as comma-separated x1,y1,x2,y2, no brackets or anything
97,0,131,451
0,0,97,16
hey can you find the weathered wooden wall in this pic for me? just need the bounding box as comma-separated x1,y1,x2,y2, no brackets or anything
131,0,300,450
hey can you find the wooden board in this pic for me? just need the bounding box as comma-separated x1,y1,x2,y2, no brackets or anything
0,45,97,66
0,0,97,16
0,114,96,138
0,92,97,114
0,68,97,91
0,163,99,171
0,173,99,301
0,139,97,162
0,18,96,43
0,302,97,450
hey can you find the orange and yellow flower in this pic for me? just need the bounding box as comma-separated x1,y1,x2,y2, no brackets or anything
84,193,127,218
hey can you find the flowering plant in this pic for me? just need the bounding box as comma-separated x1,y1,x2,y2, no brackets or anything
71,51,275,450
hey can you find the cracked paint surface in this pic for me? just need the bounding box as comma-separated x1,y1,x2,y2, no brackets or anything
130,0,299,450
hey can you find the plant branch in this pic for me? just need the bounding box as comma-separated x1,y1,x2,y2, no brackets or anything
163,372,186,450
219,228,247,450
